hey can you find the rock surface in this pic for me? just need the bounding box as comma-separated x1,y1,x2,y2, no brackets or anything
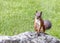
0,31,60,43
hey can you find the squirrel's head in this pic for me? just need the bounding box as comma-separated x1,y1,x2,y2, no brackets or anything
35,11,42,19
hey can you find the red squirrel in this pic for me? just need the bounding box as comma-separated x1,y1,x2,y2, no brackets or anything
34,11,52,36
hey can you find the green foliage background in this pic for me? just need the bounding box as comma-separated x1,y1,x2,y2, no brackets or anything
0,0,60,38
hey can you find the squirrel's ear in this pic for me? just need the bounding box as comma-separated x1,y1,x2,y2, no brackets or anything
40,11,42,14
36,10,38,13
40,11,42,16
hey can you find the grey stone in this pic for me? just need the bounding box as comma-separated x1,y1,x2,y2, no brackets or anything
0,31,60,43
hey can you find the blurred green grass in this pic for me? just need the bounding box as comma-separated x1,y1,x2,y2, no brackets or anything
0,0,60,39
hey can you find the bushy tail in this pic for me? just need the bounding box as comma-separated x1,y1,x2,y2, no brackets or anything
44,20,52,30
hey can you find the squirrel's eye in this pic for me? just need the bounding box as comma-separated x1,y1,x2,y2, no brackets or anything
37,16,40,19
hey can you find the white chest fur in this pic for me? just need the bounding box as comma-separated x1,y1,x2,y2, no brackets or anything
35,19,41,26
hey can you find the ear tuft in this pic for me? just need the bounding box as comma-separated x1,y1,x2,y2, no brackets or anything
40,11,42,14
36,10,38,13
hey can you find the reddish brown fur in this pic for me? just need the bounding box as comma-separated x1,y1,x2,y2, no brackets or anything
40,18,45,32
